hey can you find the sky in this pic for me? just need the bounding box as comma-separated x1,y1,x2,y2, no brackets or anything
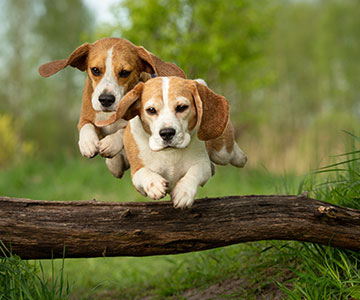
84,0,118,24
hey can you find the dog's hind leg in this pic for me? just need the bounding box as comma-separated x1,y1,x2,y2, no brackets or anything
205,121,247,168
207,143,247,168
105,150,129,178
230,142,247,168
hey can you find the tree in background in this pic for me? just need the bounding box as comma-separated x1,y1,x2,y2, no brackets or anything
103,0,273,93
99,0,275,171
100,0,360,172
0,0,93,165
1,0,359,172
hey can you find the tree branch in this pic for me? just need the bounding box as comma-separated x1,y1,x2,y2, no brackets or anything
1,195,360,259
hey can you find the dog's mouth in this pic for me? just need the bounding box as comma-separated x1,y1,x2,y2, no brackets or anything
151,144,176,152
149,141,179,152
163,144,177,150
149,132,191,152
100,107,116,113
153,141,187,152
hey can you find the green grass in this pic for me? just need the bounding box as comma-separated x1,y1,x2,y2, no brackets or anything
278,244,360,300
39,242,295,299
274,138,360,300
0,155,301,299
1,142,360,299
0,155,296,202
0,242,71,300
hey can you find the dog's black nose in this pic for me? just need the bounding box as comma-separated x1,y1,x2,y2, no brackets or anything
99,93,115,107
159,128,176,141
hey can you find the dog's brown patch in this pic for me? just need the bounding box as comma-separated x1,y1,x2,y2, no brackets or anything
124,124,144,177
206,121,235,154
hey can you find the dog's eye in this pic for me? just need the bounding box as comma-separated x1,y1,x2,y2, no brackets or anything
119,70,131,78
146,107,157,115
91,67,101,76
175,105,189,113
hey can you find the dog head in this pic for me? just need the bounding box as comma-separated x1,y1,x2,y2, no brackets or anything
96,77,229,151
38,38,185,113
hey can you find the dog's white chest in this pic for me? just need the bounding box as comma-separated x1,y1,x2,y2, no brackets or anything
129,117,209,184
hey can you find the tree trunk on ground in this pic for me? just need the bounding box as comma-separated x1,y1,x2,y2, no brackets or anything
0,194,359,259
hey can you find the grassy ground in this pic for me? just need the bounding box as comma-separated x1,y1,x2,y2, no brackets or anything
0,155,301,299
1,147,360,299
0,154,297,202
278,143,360,300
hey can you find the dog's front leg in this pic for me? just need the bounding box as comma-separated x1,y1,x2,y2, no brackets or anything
171,162,212,209
98,128,125,158
78,123,99,158
132,168,169,200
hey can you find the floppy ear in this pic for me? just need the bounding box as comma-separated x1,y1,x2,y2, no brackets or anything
38,43,91,77
190,81,230,141
95,83,144,128
136,46,186,79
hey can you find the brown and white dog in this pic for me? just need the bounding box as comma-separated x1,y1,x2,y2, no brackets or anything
38,38,185,178
96,77,247,208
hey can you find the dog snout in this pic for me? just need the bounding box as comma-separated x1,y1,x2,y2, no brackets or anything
159,127,176,142
99,93,115,107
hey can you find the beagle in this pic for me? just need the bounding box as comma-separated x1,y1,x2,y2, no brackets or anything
96,77,247,208
38,38,185,178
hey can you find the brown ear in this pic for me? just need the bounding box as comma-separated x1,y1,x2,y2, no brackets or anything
95,83,144,128
136,46,186,79
190,81,230,141
38,43,91,77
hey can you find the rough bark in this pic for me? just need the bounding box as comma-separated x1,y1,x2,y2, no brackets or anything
0,194,360,260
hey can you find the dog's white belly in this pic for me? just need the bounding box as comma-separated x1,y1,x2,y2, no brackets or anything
96,112,127,136
130,116,209,187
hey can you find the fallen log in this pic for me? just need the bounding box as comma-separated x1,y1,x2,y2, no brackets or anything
0,194,360,259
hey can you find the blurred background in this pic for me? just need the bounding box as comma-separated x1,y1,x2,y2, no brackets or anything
0,0,359,174
1,2,360,297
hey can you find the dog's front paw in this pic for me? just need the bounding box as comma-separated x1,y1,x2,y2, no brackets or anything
98,134,123,158
78,124,99,158
171,180,197,209
78,135,99,158
143,174,168,200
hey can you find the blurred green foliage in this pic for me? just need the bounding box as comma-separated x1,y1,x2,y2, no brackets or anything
0,0,359,172
103,0,272,88
0,0,93,162
101,0,360,172
0,114,35,167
